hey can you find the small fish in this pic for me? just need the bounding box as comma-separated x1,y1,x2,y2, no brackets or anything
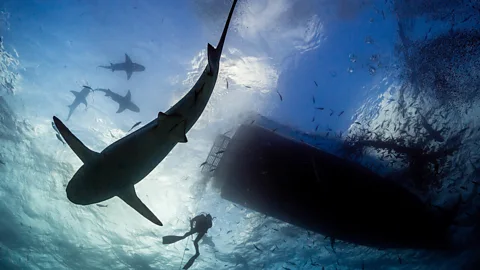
338,111,344,116
354,122,361,125
326,132,329,137
276,91,283,101
398,255,402,264
0,159,5,165
315,125,319,131
312,116,315,122
250,120,255,125
272,128,279,132
227,230,232,234
128,121,142,132
282,267,291,270
245,85,251,88
199,161,207,167
226,78,229,89
56,134,66,144
96,204,108,208
315,107,324,110
253,244,262,252
314,81,318,87
329,109,334,116
312,95,315,104
216,150,225,155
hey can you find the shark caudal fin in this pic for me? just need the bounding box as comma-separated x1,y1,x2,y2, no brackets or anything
206,0,237,74
53,116,99,163
117,186,163,226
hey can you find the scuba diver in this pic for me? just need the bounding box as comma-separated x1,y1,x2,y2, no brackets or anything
163,213,213,269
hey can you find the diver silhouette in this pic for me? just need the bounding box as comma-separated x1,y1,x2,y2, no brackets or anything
163,213,213,269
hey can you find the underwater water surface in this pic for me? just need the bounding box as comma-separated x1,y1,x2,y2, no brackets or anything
1,0,480,269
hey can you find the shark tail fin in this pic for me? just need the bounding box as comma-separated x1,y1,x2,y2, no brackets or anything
206,0,237,74
215,0,237,55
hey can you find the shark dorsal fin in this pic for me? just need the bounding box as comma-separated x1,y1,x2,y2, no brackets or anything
125,90,131,101
70,90,80,97
125,53,132,64
117,186,163,226
53,116,99,163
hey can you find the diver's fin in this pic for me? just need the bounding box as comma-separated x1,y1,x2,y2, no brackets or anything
52,116,99,163
183,254,199,270
116,104,127,113
117,186,163,226
125,53,132,64
70,90,80,97
162,235,185,244
126,70,133,80
169,121,188,143
125,90,131,101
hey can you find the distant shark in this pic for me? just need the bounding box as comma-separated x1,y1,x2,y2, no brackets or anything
67,86,93,121
53,0,237,226
98,54,145,80
96,88,140,113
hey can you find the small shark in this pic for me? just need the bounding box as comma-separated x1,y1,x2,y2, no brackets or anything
98,54,145,80
96,88,140,113
52,0,237,226
419,113,445,142
67,86,93,121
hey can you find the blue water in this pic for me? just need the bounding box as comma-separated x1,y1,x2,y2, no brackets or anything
1,0,480,269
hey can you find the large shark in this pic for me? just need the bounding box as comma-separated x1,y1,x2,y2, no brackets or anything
96,88,140,113
67,86,93,121
53,0,238,226
98,54,145,80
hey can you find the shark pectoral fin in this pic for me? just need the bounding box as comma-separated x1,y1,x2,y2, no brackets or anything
125,90,131,101
169,120,188,143
52,116,99,163
117,186,163,226
126,70,133,80
70,90,80,97
116,104,127,113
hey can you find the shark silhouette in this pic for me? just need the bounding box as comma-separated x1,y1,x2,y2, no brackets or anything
96,88,140,113
53,0,237,226
98,54,145,80
67,86,93,121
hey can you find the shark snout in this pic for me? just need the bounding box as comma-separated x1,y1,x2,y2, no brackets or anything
66,181,81,204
